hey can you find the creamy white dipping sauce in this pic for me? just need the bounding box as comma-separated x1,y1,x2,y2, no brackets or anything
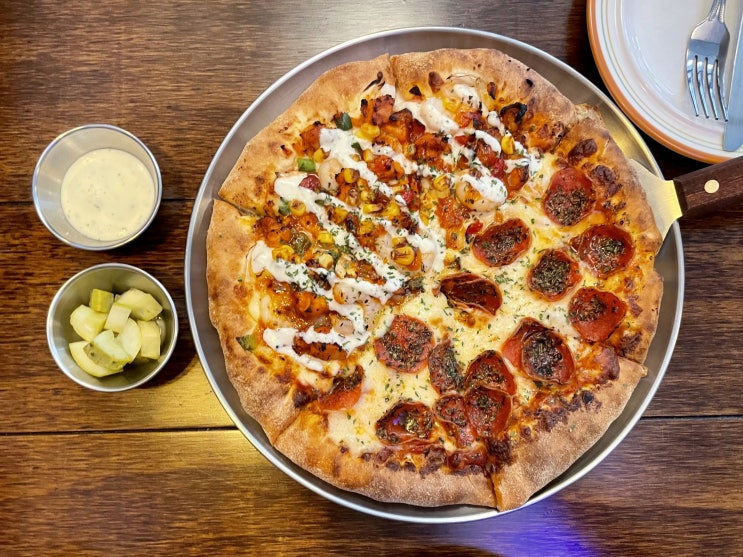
60,148,155,241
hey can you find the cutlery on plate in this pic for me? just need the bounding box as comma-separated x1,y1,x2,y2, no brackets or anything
630,157,743,240
723,12,743,150
685,0,730,121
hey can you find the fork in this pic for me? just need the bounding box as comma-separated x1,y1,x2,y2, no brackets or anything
685,0,730,120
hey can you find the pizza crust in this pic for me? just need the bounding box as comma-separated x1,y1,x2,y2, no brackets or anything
206,200,302,441
274,410,498,508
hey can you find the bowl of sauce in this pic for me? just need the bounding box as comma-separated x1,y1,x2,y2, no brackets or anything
33,124,162,250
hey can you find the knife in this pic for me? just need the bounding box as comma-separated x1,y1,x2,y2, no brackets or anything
629,156,743,239
723,15,743,151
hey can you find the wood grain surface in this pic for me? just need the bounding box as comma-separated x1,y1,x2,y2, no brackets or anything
2,0,742,555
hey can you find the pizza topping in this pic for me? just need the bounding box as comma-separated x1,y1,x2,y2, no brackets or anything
428,339,464,394
316,366,364,411
522,330,574,384
434,394,475,447
464,386,511,438
569,287,628,342
570,224,634,278
543,167,595,226
503,319,575,384
376,401,434,445
439,272,501,315
472,218,531,267
464,350,516,395
374,315,434,373
527,249,580,301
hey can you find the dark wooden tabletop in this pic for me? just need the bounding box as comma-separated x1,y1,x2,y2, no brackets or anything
2,1,742,555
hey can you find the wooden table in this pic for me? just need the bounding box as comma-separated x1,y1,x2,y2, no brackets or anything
2,1,742,554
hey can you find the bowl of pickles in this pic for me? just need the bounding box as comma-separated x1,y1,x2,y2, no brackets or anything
46,263,178,392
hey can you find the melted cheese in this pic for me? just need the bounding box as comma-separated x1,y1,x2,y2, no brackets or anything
253,77,549,413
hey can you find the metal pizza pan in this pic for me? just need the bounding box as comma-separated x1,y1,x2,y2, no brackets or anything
185,27,684,524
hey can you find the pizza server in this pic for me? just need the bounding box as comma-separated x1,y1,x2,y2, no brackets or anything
629,156,743,240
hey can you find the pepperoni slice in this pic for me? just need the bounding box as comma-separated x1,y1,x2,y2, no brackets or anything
472,218,531,267
315,366,363,412
569,287,628,342
375,401,434,445
465,350,516,395
374,315,434,373
527,249,580,301
440,272,502,315
543,167,595,226
464,386,511,438
521,330,574,384
428,340,464,394
434,394,475,447
503,318,575,385
449,449,488,473
502,318,544,369
570,224,634,278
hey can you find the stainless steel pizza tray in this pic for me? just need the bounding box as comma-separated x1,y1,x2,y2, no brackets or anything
185,27,684,524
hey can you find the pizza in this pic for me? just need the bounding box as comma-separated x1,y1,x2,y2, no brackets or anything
206,48,663,510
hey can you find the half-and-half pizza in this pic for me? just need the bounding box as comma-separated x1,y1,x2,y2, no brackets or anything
206,48,662,510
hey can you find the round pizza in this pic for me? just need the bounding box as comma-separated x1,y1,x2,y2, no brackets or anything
206,48,663,510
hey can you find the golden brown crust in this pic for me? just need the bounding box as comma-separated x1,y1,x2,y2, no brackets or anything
206,200,301,441
275,411,497,508
391,48,577,151
493,354,647,510
219,54,395,214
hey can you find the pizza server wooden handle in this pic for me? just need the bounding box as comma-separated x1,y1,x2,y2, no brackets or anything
631,155,743,239
674,155,743,218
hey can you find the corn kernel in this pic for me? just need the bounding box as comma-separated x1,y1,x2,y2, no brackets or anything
501,134,515,155
362,149,375,163
359,219,375,235
357,123,380,140
359,188,372,202
331,207,348,223
361,203,383,214
317,252,334,269
392,245,416,266
433,174,451,192
272,245,296,262
392,236,407,248
289,200,306,216
381,201,401,218
313,148,325,163
342,167,358,184
442,96,461,114
317,231,334,245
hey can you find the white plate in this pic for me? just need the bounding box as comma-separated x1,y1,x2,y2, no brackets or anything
588,0,743,163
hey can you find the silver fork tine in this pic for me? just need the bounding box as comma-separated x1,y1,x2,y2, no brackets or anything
697,56,712,118
706,57,719,119
716,59,730,120
685,0,730,121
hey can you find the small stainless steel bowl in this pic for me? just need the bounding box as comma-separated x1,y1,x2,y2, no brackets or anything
47,263,178,392
33,124,162,250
